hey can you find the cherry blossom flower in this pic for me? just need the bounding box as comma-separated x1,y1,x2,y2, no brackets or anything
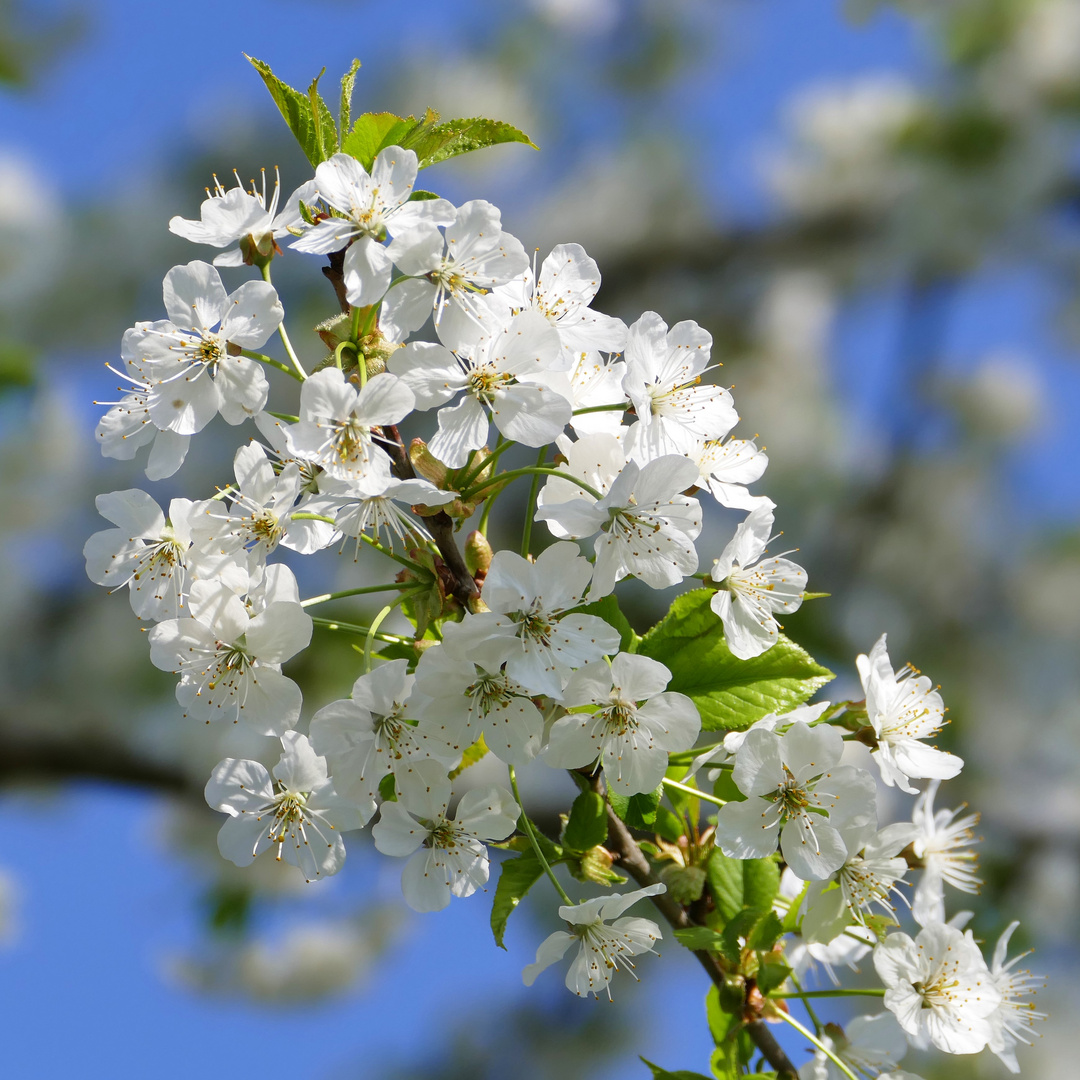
710,500,807,659
798,1012,909,1080
308,660,460,813
411,620,546,767
529,349,628,436
470,541,621,697
283,367,415,483
857,635,963,794
381,200,529,342
388,310,569,467
170,169,316,266
874,921,1000,1054
715,721,877,880
622,311,737,463
84,489,200,621
983,920,1046,1072
910,780,981,926
522,883,665,999
690,436,771,511
801,821,915,944
326,472,456,549
487,243,627,355
543,653,700,795
536,438,702,597
290,149,454,305
205,732,368,881
147,579,312,735
125,262,283,433
372,760,519,912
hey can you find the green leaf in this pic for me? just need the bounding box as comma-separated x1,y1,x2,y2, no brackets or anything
307,68,340,164
448,735,488,779
746,911,784,952
490,851,547,949
608,786,662,830
409,189,441,201
406,116,538,168
720,909,761,964
653,805,684,844
707,850,781,923
339,58,361,146
563,791,608,852
247,55,337,167
756,960,791,995
639,1058,713,1080
341,111,421,170
673,926,726,952
637,590,834,731
378,772,397,802
705,984,733,1044
577,594,637,652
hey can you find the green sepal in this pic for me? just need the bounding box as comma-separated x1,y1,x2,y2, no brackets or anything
377,772,397,802
637,590,834,731
608,785,662,830
563,791,608,852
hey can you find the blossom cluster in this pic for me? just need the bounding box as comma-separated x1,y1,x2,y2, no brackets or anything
85,135,1042,1074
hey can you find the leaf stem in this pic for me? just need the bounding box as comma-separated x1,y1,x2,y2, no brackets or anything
508,766,573,907
239,349,303,381
662,777,726,807
773,1011,859,1080
571,403,626,416
309,615,411,644
260,263,307,378
365,594,408,672
770,989,886,1000
300,583,412,608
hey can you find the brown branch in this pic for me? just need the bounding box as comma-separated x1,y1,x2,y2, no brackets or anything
601,792,799,1079
322,250,350,314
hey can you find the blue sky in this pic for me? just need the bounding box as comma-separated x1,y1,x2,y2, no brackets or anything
1,1,1076,1077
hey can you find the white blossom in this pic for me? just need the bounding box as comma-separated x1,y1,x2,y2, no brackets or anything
522,883,665,999
205,732,367,881
529,349,628,436
327,472,456,549
543,653,700,795
308,659,460,812
798,1012,909,1080
857,635,963,794
470,541,621,697
910,780,981,926
984,920,1046,1073
372,759,518,912
710,500,807,659
284,367,414,483
388,310,569,467
290,149,454,305
874,921,1000,1055
715,721,877,880
622,311,737,463
169,169,316,266
690,436,771,511
147,579,312,734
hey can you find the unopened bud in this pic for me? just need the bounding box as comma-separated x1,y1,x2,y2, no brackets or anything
465,531,493,576
410,439,449,486
719,974,746,1014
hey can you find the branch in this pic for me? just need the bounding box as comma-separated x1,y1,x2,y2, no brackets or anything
322,250,350,314
601,791,799,1080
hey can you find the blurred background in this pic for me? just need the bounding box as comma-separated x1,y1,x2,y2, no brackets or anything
1,0,1078,1076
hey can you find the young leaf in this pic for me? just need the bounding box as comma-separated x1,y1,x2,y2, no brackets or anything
639,1058,713,1080
563,791,608,852
637,590,833,731
246,55,336,168
608,786,662,830
707,850,781,923
307,68,340,164
576,594,637,652
405,116,538,169
673,926,726,952
745,910,784,952
490,851,546,949
755,960,791,995
341,112,422,170
339,58,361,145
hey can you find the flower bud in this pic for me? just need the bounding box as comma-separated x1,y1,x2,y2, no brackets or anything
410,439,449,487
465,531,493,577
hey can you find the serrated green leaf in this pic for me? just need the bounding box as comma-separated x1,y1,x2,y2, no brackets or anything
746,910,783,952
653,805,684,844
490,851,545,949
721,909,761,964
709,1047,737,1080
307,68,339,163
407,116,538,168
339,58,361,147
637,590,834,731
673,926,726,952
640,1058,713,1080
608,786,662,830
577,594,637,652
247,55,335,168
563,791,608,852
708,850,782,924
756,960,791,996
341,111,420,170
